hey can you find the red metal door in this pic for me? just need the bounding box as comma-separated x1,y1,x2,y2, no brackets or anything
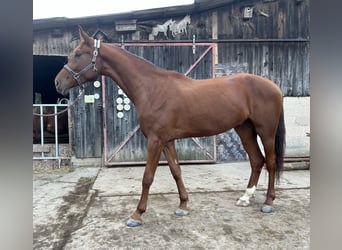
102,43,216,166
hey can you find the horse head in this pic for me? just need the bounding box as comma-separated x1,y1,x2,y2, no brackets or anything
55,26,101,96
166,19,176,26
185,15,191,24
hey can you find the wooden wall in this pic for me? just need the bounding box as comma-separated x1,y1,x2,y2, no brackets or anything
33,0,310,161
215,0,309,39
33,0,309,95
218,41,310,96
33,31,76,56
69,81,103,158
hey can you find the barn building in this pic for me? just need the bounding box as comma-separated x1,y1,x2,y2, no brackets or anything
33,0,310,167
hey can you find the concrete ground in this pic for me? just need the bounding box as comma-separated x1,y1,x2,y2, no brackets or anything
33,162,310,249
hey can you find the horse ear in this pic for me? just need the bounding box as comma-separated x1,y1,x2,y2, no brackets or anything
78,26,92,46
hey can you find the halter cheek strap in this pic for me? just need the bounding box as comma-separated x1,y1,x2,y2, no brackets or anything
63,39,101,90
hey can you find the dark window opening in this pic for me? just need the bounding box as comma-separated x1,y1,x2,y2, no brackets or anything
33,55,69,144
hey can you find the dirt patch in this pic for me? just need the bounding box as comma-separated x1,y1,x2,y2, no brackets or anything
33,177,96,250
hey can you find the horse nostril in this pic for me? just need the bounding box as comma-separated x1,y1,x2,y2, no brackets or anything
55,79,60,87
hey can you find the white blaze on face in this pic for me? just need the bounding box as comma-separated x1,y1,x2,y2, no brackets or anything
236,185,256,206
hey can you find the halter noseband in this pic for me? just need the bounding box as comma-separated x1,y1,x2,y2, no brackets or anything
63,39,101,90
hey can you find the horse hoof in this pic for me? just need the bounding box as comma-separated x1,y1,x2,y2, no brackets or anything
236,199,249,207
175,208,189,216
126,218,142,227
261,204,273,213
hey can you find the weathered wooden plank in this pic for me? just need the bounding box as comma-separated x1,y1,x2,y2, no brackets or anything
217,42,309,96
70,78,103,158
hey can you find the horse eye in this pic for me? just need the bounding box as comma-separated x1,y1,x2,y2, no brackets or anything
75,51,82,58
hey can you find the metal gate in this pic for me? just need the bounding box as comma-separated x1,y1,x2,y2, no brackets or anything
32,102,70,168
103,43,217,166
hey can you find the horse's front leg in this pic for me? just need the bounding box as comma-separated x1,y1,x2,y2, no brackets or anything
163,141,189,216
127,137,163,227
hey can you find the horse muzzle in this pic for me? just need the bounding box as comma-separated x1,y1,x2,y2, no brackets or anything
54,78,70,96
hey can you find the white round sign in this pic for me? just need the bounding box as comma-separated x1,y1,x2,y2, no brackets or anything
116,97,123,104
93,81,101,88
124,98,130,104
117,104,124,111
124,104,131,111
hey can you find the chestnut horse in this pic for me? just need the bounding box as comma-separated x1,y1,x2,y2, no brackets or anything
55,27,285,227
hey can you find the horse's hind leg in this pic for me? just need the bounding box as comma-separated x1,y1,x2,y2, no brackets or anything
163,141,189,216
235,120,265,207
258,134,277,213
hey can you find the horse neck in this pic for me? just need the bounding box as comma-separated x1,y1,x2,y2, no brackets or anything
98,44,164,105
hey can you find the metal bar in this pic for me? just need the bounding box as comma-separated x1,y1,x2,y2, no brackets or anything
54,106,58,156
108,38,308,46
191,137,215,160
39,105,44,158
111,42,215,47
211,44,217,162
104,158,216,166
54,106,60,167
106,125,141,163
102,75,108,166
214,38,309,43
212,43,217,78
33,104,68,107
33,103,69,164
33,157,69,160
184,45,213,76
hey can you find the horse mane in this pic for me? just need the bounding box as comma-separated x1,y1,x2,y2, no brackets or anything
110,44,190,81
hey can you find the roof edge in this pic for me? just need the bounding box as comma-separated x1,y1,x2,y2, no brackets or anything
33,0,238,31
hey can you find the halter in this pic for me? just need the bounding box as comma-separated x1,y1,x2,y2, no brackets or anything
33,39,101,117
63,39,101,90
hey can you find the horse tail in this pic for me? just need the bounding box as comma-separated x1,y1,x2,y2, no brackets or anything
275,106,286,182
